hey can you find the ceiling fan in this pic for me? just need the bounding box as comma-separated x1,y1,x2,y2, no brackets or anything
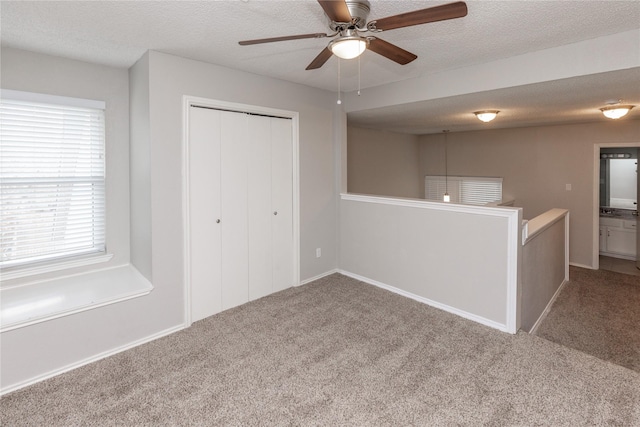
239,0,468,70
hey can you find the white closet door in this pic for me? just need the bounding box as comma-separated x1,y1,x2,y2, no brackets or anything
189,107,293,321
248,115,273,300
188,107,222,322
270,117,294,292
220,111,249,311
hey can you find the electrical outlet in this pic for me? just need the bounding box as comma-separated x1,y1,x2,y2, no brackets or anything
316,248,321,258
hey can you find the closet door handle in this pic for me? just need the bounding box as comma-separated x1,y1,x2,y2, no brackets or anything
216,219,221,224
273,211,278,216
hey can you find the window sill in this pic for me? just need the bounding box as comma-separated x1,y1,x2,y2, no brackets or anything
1,264,153,333
1,253,114,281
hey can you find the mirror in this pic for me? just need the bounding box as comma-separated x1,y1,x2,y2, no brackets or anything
600,152,638,209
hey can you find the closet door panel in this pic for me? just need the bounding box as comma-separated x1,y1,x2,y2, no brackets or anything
248,115,273,301
220,111,250,311
188,107,222,321
271,118,294,292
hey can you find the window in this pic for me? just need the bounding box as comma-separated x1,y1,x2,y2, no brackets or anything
425,176,503,205
0,90,106,270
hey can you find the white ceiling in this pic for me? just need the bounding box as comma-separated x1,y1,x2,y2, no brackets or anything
348,68,640,134
2,0,640,133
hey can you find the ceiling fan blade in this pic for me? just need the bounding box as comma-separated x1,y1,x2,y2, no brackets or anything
317,0,352,23
371,1,468,31
368,38,417,65
306,47,333,70
239,33,328,46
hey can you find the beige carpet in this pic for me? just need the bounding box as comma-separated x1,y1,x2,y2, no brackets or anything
535,266,640,372
2,273,639,426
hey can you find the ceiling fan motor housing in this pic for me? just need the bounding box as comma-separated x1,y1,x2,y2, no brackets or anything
330,0,371,30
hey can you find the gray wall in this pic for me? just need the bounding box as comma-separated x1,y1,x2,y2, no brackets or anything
145,51,338,284
347,126,421,199
418,121,640,268
0,48,151,390
129,53,152,280
521,214,567,332
1,48,339,391
0,47,131,281
340,196,522,331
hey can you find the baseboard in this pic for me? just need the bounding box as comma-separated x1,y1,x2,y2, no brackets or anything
528,278,569,335
0,323,187,396
299,269,339,286
338,270,509,334
569,262,595,269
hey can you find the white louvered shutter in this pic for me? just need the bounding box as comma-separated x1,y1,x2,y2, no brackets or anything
0,93,106,268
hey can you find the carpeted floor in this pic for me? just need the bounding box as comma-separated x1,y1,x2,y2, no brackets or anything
535,266,640,373
2,273,639,426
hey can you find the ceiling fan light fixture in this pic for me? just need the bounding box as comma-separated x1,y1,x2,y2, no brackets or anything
474,110,499,122
600,104,634,120
328,36,368,60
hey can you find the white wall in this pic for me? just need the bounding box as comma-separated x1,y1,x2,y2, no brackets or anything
347,126,421,199
418,121,640,268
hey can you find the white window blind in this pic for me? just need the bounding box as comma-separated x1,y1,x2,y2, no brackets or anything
425,176,460,203
0,93,106,269
425,176,502,205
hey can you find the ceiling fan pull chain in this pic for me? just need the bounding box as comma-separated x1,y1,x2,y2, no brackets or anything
337,58,342,105
358,55,361,96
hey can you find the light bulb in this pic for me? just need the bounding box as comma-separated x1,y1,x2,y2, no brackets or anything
328,37,367,60
600,105,634,119
474,110,499,123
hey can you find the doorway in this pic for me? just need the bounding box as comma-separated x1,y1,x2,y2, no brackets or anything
593,142,640,273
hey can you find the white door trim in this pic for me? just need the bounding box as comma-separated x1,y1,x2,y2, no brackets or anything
182,96,301,327
592,141,640,270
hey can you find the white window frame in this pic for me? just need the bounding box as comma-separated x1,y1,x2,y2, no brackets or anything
0,89,113,281
425,175,503,205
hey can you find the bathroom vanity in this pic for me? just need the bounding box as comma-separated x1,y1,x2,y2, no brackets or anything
599,209,637,260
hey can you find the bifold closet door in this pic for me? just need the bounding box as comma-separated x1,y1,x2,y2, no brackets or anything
269,117,294,294
248,115,294,300
220,111,250,311
189,107,223,322
189,106,293,322
248,116,273,300
189,107,249,321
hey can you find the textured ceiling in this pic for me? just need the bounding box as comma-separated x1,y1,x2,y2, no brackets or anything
348,68,640,134
1,0,640,133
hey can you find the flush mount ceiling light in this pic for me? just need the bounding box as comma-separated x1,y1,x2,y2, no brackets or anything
328,34,368,60
600,104,635,120
474,110,499,123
